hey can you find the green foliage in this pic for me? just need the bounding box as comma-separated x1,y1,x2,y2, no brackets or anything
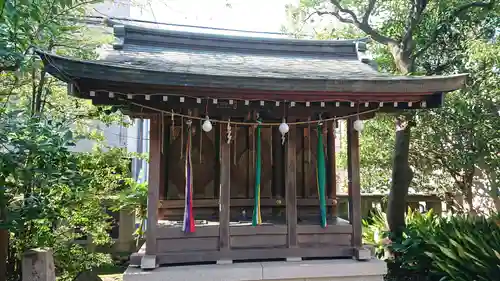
0,108,117,280
0,109,83,233
362,208,389,257
54,244,111,281
0,0,113,120
112,178,148,245
424,215,500,281
387,210,439,278
1,0,137,279
362,208,433,259
338,116,395,192
0,0,103,71
292,0,500,213
78,146,133,193
0,108,139,280
412,38,500,212
378,212,500,281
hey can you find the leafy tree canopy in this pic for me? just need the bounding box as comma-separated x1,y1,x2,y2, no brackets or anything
285,0,500,223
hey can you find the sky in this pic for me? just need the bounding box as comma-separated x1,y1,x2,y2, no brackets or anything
94,0,299,36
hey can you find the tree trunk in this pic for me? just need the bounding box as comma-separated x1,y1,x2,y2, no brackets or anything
462,183,475,214
0,229,7,281
477,162,500,213
385,43,415,239
487,170,500,212
389,43,414,75
0,186,7,281
387,122,413,239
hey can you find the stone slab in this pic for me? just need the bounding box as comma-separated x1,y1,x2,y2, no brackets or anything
262,259,386,280
124,262,262,281
124,259,386,281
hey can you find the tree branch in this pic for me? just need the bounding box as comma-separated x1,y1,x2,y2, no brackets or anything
362,0,377,24
328,0,398,45
413,0,496,59
314,10,353,24
402,0,426,50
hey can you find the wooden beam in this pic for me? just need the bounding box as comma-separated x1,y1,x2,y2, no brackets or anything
219,123,231,252
286,126,298,248
158,194,442,209
88,95,379,119
146,115,161,255
347,118,362,248
327,120,338,218
303,126,312,198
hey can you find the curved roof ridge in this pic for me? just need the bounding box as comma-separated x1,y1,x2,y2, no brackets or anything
110,21,370,57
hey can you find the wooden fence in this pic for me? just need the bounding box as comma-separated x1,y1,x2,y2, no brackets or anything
336,193,444,220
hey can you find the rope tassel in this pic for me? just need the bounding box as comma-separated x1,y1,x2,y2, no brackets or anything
316,123,328,228
252,121,262,226
182,120,195,233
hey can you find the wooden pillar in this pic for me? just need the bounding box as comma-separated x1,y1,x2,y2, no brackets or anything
247,124,255,198
214,123,221,198
219,123,231,257
302,127,312,198
161,117,170,200
347,118,366,259
286,126,298,250
327,120,338,218
272,129,285,199
143,115,161,268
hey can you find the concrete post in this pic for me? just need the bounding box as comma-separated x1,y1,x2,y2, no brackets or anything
117,208,135,252
22,248,55,281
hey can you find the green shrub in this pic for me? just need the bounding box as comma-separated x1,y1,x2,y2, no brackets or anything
387,212,500,281
424,214,500,281
362,208,390,258
388,210,438,276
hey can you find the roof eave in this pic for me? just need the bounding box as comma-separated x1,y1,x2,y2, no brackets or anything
39,51,467,97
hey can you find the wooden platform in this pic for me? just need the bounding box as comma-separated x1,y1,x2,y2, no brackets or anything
131,218,353,266
124,259,387,281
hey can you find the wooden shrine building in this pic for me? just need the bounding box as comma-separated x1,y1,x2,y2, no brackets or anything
38,23,466,269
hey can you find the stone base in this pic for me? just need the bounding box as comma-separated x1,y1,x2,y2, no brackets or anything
354,247,372,261
124,259,387,281
22,248,56,281
140,255,157,269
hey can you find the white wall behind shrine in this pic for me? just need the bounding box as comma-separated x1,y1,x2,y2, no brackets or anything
71,0,151,183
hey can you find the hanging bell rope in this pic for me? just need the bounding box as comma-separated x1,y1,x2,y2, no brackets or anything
119,98,379,126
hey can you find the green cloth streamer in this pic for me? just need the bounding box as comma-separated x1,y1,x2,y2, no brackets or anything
252,123,262,226
316,124,328,228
